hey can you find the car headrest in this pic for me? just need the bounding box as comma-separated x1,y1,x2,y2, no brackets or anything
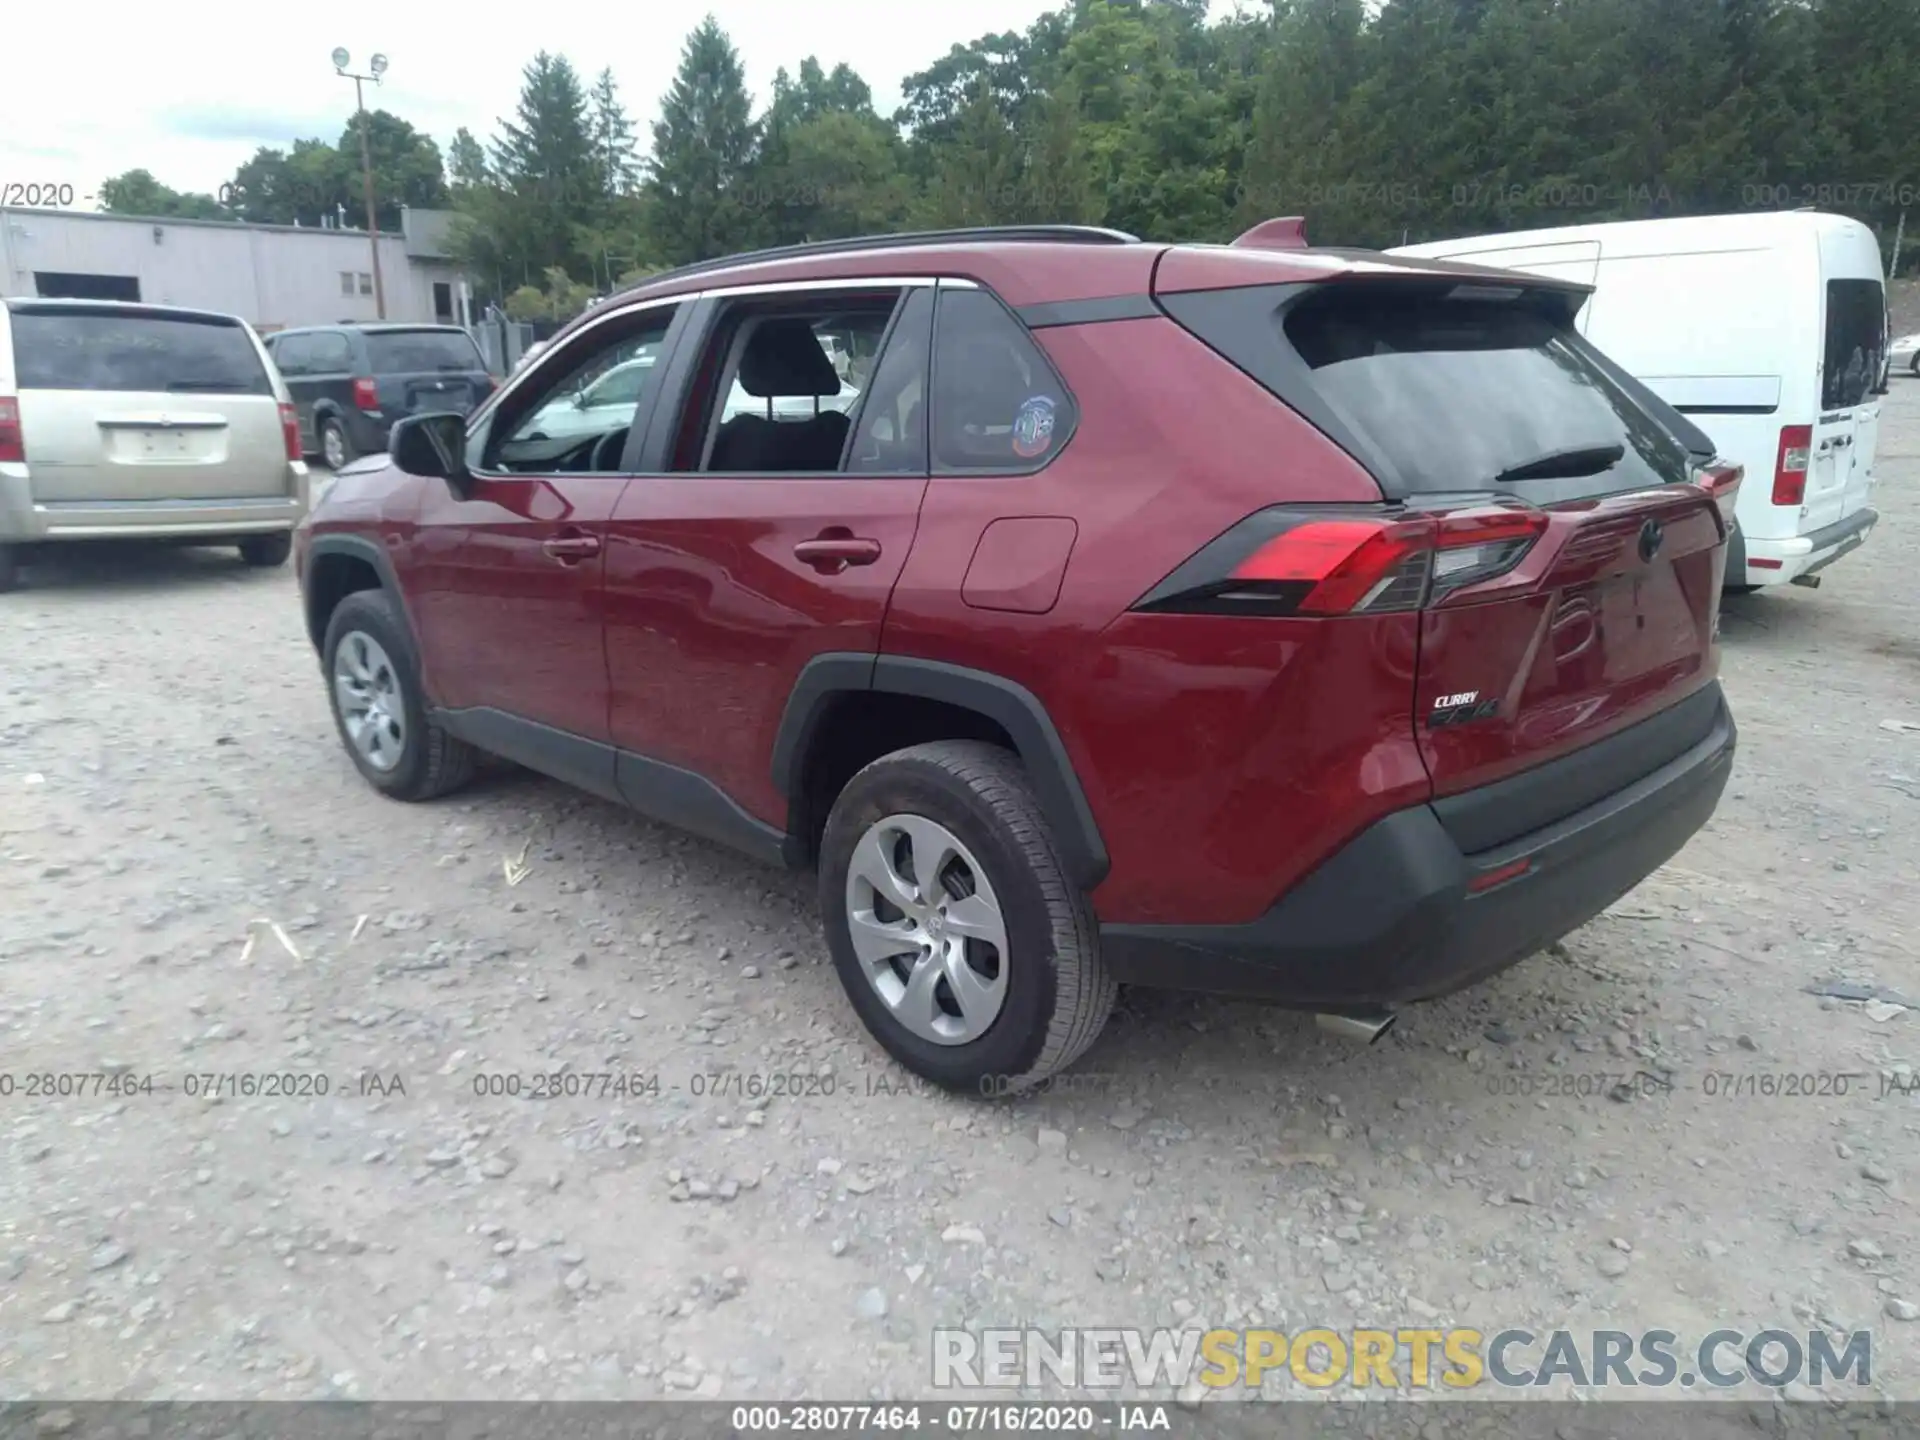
738,319,842,399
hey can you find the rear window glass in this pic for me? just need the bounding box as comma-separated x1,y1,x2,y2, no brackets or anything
1281,285,1690,497
363,329,483,374
1824,279,1885,410
10,308,271,395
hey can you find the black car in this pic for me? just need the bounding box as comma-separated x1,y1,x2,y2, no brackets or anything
263,324,494,469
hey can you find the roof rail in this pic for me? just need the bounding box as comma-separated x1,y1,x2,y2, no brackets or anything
618,225,1143,298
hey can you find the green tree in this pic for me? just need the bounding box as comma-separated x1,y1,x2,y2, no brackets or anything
338,111,448,228
588,68,641,200
915,78,1024,227
448,127,490,191
452,52,601,290
99,169,226,220
643,17,760,266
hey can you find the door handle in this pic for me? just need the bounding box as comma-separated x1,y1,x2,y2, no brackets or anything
541,532,602,563
794,533,882,573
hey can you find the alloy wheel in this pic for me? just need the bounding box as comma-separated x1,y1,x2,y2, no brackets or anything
843,813,1009,1045
332,630,406,771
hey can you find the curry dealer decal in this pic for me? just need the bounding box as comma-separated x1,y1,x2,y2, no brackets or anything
1011,395,1057,459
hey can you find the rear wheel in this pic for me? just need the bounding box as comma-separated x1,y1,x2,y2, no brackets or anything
320,417,354,470
0,544,19,593
238,533,292,568
1910,354,1919,378
322,590,476,801
818,741,1115,1096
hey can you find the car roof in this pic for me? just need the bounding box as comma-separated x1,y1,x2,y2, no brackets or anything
270,323,470,337
4,296,250,325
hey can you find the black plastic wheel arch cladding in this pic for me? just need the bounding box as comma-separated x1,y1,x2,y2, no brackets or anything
772,653,1111,891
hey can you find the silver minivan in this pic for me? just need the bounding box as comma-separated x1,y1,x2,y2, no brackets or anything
0,299,309,591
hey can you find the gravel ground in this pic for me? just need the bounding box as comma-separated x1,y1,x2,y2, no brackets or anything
4,384,1920,1406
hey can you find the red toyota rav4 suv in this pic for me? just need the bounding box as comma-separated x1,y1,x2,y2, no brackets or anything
295,222,1740,1093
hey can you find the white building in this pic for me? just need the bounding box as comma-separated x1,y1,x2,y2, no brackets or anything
0,205,471,333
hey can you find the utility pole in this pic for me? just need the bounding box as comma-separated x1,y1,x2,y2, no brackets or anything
1893,210,1908,281
333,47,389,320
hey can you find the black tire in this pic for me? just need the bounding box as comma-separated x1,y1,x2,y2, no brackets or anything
321,589,476,801
1910,354,1919,378
818,740,1115,1095
320,416,356,470
0,544,19,593
238,533,292,568
1725,585,1762,596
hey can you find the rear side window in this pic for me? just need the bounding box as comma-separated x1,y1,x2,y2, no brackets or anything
931,289,1074,472
363,329,483,375
310,332,354,373
271,333,311,376
1165,281,1691,501
1824,279,1885,410
10,307,272,395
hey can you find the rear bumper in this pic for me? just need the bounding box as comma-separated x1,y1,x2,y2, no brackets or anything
346,412,392,454
0,467,307,542
1100,685,1736,1009
1742,508,1877,585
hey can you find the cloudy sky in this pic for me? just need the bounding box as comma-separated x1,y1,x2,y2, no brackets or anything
1,0,1172,209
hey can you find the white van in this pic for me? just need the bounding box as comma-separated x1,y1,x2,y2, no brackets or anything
1391,212,1887,590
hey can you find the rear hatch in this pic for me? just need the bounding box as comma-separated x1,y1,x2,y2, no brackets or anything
1812,270,1886,532
8,304,288,503
1157,269,1735,832
365,328,492,419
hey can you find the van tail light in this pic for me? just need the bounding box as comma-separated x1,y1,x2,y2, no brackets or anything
1773,425,1811,506
278,403,302,462
1134,505,1550,617
1692,461,1744,528
352,377,380,411
0,397,22,464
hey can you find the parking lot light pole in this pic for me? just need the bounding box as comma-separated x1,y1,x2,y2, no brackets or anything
332,47,389,320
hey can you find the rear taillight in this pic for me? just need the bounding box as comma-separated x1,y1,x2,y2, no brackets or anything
1773,425,1811,507
0,397,22,464
1693,460,1744,527
352,377,379,411
278,403,301,462
1135,505,1550,618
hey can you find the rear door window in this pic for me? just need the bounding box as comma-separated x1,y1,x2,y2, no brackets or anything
931,288,1075,472
271,334,312,377
1823,279,1886,410
364,329,484,375
10,307,273,395
848,288,933,475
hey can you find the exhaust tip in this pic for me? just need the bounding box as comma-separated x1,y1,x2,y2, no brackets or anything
1316,1011,1398,1045
1791,572,1822,589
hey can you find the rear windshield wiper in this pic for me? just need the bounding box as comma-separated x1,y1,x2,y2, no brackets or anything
1494,443,1625,484
165,379,246,391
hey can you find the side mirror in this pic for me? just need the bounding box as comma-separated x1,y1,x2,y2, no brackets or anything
389,412,471,495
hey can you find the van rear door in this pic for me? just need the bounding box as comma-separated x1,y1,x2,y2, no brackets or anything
1815,273,1886,532
10,304,287,503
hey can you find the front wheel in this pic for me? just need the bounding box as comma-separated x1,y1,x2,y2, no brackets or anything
818,741,1115,1095
0,544,19,593
321,590,476,801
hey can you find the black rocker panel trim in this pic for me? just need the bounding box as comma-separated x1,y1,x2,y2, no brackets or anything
432,707,789,868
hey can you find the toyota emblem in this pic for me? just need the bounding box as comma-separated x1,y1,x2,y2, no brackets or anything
1637,517,1665,562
